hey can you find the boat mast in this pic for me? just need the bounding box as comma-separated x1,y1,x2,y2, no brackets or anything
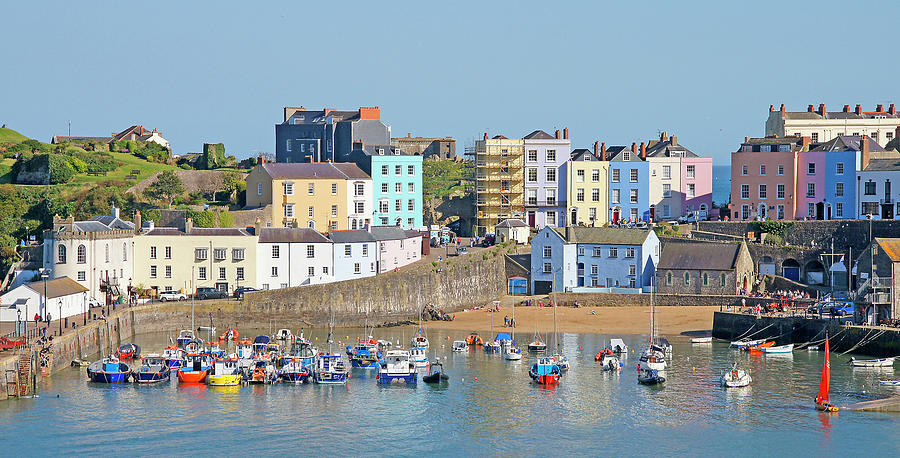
649,274,655,345
511,297,515,345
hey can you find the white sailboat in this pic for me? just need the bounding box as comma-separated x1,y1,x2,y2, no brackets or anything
638,275,666,385
504,299,522,361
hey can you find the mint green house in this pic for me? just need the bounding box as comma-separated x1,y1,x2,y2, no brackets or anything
348,144,423,229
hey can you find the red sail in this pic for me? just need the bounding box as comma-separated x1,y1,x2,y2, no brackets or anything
816,334,831,404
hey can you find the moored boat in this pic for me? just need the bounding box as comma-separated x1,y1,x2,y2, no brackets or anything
503,346,522,361
527,336,547,353
529,357,561,385
208,358,242,386
730,338,766,349
598,352,621,371
313,352,350,385
376,350,417,384
409,346,429,368
163,346,185,369
465,332,484,346
219,328,239,342
278,358,310,384
690,336,713,344
274,329,293,341
87,356,131,383
422,360,449,384
451,340,468,352
762,344,794,354
177,353,211,383
745,341,775,353
638,367,666,385
850,357,895,367
721,364,751,387
347,339,382,369
132,355,171,383
609,338,627,354
176,329,196,348
116,343,141,360
249,359,277,384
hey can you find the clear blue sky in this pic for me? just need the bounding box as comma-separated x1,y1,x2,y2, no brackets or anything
2,1,898,164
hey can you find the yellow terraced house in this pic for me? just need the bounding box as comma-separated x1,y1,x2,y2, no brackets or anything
131,219,258,296
245,162,373,231
474,134,525,235
567,142,609,226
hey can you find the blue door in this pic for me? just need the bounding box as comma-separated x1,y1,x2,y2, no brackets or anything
784,267,800,282
508,278,527,295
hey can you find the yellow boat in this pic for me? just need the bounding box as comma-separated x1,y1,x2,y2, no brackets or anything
207,358,242,386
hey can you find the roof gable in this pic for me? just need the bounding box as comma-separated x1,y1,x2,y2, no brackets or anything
658,242,741,270
25,277,88,298
523,130,555,140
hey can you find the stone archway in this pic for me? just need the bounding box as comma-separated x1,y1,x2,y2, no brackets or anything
805,260,826,285
760,256,775,275
782,258,800,282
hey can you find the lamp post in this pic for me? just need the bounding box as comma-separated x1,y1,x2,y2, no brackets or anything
16,307,21,338
40,268,49,321
58,299,63,335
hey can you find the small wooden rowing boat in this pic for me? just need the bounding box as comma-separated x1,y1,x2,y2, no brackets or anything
762,344,794,354
731,338,765,349
690,336,713,344
722,364,751,388
850,357,895,367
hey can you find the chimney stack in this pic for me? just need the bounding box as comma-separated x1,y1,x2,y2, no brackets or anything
483,132,488,141
640,142,647,159
185,217,193,234
808,104,814,112
861,135,871,170
670,135,677,146
890,104,896,115
134,211,142,235
877,104,884,112
258,154,265,165
631,142,637,154
563,127,569,139
555,129,561,139
780,104,785,116
254,217,262,236
769,105,774,112
801,136,811,150
660,131,668,141
843,104,850,113
818,103,826,117
601,142,606,161
855,104,862,115
111,206,119,219
593,141,599,157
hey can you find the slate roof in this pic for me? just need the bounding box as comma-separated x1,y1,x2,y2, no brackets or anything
73,221,118,233
259,228,330,244
783,111,900,120
496,218,528,228
144,227,252,236
328,230,376,243
523,130,555,140
645,139,698,158
260,162,370,180
553,226,651,245
810,136,886,153
356,145,417,156
91,215,135,230
570,148,602,161
658,242,741,270
370,226,410,241
25,277,88,299
605,146,643,162
876,238,900,262
743,136,804,145
863,158,900,171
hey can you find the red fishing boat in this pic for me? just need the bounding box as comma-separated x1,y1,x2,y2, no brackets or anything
465,332,484,346
745,341,775,353
815,334,839,412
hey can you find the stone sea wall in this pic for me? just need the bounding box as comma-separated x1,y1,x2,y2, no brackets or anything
548,293,809,308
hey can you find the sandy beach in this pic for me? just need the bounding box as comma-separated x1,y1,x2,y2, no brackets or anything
424,304,718,337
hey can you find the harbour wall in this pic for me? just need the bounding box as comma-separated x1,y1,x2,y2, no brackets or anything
712,311,900,357
548,293,808,309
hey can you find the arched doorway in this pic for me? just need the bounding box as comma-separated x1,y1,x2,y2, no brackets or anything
782,259,800,282
805,260,826,285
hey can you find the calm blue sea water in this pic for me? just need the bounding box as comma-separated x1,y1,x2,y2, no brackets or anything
713,164,730,206
2,328,900,456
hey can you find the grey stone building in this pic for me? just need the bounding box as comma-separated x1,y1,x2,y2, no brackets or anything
391,134,456,159
656,240,754,295
854,238,900,323
275,106,391,163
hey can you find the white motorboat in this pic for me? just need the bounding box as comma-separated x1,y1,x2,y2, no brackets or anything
762,344,794,354
273,329,293,341
690,336,713,344
503,346,522,361
722,365,752,388
410,333,429,349
850,357,895,367
638,346,667,371
376,350,417,384
609,338,627,354
451,340,468,352
730,338,766,349
550,353,570,371
409,346,429,368
638,367,666,385
599,353,620,371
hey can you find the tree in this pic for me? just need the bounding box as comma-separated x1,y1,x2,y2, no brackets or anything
144,170,184,208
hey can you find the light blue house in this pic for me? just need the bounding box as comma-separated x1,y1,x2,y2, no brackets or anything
348,144,423,229
606,145,650,223
814,135,880,219
328,230,377,281
531,226,659,294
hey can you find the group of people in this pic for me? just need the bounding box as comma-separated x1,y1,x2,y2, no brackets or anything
503,315,516,327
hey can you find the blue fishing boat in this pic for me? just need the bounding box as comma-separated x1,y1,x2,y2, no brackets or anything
313,352,350,385
163,346,184,369
376,350,417,385
529,357,561,385
279,358,311,384
132,355,171,383
347,340,382,369
252,335,271,358
87,356,131,383
176,330,196,348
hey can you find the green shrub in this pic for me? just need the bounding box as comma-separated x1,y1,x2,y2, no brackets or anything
187,209,215,228
179,163,191,170
217,211,233,228
48,155,75,184
762,233,784,246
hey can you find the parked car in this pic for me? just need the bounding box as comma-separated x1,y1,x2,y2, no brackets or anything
87,297,103,308
195,287,229,300
830,302,855,317
159,291,187,302
233,286,258,298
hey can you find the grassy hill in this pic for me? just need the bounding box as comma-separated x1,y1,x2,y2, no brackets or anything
0,127,29,143
423,159,471,199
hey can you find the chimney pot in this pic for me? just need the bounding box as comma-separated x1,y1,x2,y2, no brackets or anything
843,104,850,113
819,103,826,116
780,104,785,116
593,141,599,156
555,129,561,139
640,142,647,159
601,142,606,161
890,104,896,115
769,105,774,112
631,142,636,153
660,131,668,141
134,211,142,235
855,104,862,115
670,135,677,145
808,104,814,112
877,104,884,112
745,136,749,143
185,217,193,234
861,134,871,170
563,127,569,140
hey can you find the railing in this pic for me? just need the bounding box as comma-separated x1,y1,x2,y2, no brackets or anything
873,276,893,288
868,292,891,304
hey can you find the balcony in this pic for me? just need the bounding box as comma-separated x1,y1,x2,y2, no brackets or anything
868,292,891,304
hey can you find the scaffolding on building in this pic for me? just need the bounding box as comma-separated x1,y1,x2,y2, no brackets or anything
474,137,525,236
